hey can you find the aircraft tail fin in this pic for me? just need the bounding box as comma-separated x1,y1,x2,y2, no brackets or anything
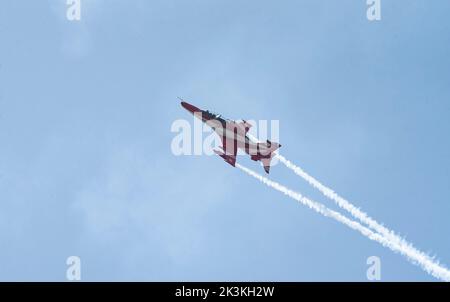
265,139,281,152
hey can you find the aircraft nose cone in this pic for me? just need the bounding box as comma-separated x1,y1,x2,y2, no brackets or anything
180,101,201,114
180,101,189,109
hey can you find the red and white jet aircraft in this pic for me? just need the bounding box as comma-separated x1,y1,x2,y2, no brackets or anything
181,100,281,174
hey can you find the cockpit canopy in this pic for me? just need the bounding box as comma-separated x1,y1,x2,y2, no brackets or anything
205,110,221,119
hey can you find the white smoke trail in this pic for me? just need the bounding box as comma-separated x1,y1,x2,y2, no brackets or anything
250,131,403,243
275,154,403,242
275,154,450,277
250,133,406,245
236,163,450,281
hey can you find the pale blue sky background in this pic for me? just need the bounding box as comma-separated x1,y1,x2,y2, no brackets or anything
0,0,449,281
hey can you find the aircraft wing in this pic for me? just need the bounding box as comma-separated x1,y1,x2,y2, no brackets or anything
214,136,237,167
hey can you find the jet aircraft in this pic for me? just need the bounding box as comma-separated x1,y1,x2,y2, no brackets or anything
180,100,281,174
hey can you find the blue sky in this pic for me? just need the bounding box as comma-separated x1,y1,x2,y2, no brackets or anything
0,0,449,281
